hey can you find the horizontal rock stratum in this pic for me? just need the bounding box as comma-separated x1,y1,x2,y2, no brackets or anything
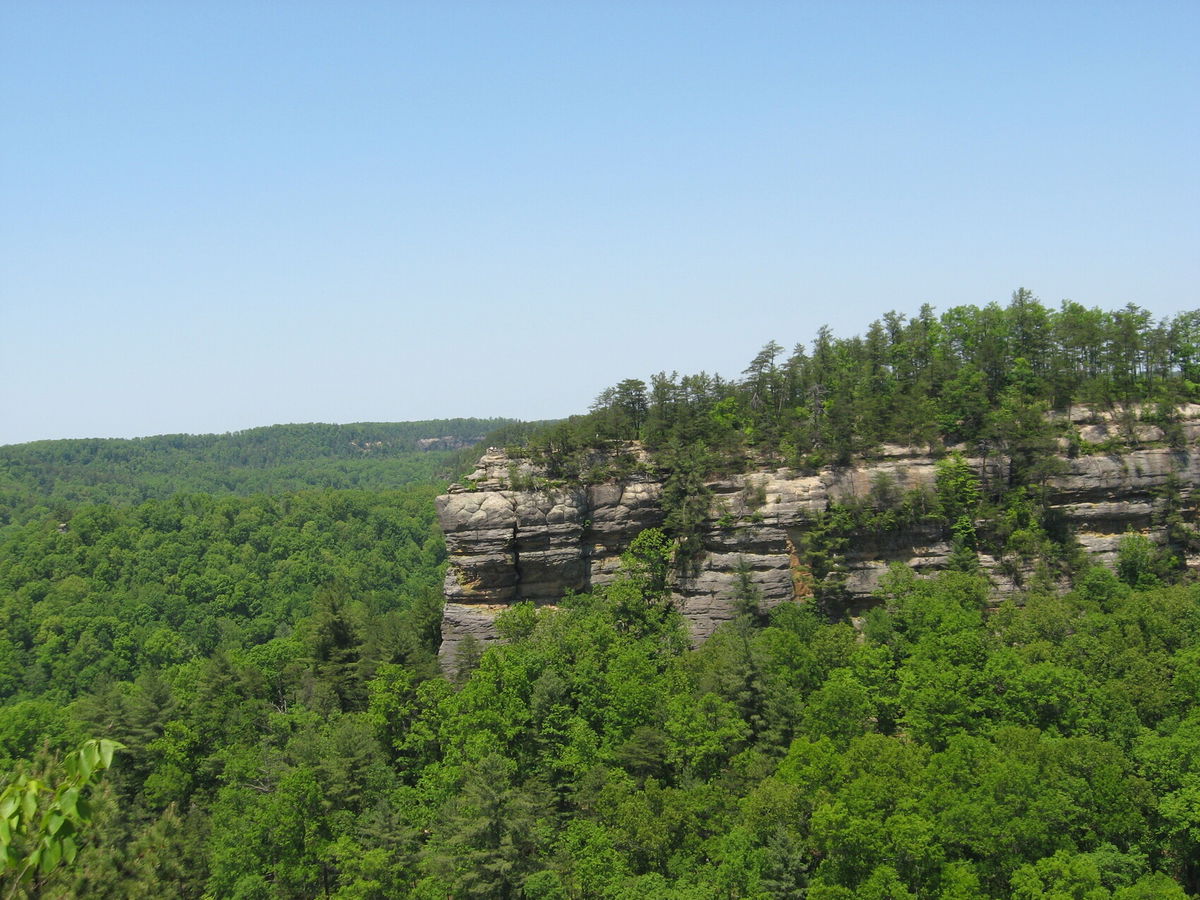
436,408,1200,668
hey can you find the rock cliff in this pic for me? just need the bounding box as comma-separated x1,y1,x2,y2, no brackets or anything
436,406,1200,666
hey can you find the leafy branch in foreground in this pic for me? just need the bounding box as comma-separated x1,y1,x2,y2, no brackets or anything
0,739,123,898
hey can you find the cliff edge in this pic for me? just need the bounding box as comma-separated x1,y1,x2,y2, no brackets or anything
436,406,1200,666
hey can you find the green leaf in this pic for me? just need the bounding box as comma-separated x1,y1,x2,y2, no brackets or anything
0,794,18,819
21,788,37,824
59,787,79,819
98,739,119,769
46,812,64,836
76,796,92,822
62,835,77,864
0,815,10,844
39,838,60,874
77,749,94,783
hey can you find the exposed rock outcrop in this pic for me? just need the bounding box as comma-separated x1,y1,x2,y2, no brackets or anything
437,412,1200,666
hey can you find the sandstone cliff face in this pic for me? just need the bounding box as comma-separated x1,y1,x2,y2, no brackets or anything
436,409,1200,666
435,446,666,664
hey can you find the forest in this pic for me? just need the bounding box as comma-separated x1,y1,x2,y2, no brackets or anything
521,292,1200,475
0,419,512,527
2,295,1199,898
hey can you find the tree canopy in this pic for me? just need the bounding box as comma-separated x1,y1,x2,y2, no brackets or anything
3,300,1200,897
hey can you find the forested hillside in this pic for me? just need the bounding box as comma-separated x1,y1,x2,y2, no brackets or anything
0,419,511,526
3,297,1200,898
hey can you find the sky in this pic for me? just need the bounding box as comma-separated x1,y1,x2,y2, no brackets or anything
2,1,1197,445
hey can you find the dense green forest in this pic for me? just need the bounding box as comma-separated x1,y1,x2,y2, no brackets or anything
0,419,511,527
5,535,1198,898
518,292,1200,476
3,296,1200,898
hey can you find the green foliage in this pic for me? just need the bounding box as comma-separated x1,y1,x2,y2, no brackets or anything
7,562,1193,897
546,294,1200,486
658,442,714,566
1116,532,1174,589
421,753,556,896
0,419,511,526
3,299,1200,896
411,569,1198,896
607,528,683,638
0,486,446,702
0,739,123,895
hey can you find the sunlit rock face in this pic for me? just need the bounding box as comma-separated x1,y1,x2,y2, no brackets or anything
436,411,1200,668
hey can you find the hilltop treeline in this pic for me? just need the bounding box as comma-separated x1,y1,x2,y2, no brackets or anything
0,419,511,525
521,292,1200,475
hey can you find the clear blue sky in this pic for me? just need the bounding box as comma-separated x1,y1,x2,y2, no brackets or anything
2,1,1197,445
